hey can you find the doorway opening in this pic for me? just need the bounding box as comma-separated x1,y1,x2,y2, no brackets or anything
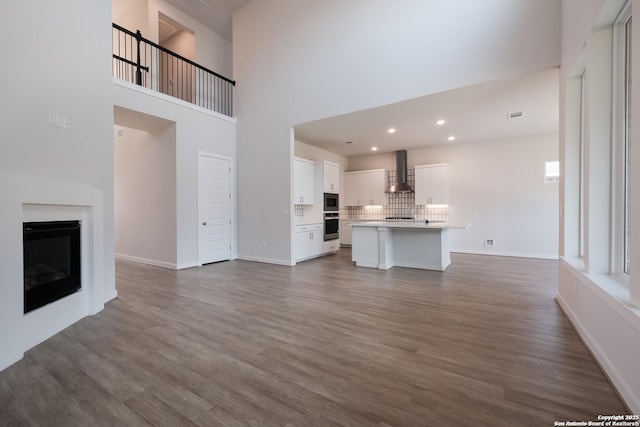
114,107,177,268
158,13,195,103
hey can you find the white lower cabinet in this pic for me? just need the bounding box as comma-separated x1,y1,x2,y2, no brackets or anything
323,239,340,253
295,224,323,261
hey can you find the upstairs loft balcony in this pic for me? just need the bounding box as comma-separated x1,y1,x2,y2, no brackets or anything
112,23,235,117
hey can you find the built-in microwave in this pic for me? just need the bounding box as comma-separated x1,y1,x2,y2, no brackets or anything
324,192,339,212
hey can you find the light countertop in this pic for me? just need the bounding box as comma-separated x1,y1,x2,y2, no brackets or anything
350,221,470,230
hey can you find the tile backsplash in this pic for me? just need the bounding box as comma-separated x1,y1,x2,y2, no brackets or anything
293,205,305,224
344,205,448,222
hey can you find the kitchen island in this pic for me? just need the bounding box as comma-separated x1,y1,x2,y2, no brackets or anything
351,221,470,271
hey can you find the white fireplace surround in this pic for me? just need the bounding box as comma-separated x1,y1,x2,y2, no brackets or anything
0,173,112,371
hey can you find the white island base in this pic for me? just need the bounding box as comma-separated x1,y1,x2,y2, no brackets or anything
351,222,470,271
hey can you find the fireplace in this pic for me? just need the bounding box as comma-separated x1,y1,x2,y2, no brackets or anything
23,221,81,314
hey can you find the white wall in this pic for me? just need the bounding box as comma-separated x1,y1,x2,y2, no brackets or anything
0,0,114,370
114,123,177,268
559,0,640,413
112,0,149,34
162,29,196,60
233,0,561,264
295,140,348,172
114,81,236,268
348,134,560,259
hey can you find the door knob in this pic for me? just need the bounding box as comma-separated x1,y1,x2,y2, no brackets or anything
203,222,207,226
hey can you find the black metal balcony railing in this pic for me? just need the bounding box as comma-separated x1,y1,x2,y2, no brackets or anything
112,23,235,117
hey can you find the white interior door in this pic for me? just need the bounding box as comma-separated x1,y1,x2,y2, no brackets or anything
198,153,231,264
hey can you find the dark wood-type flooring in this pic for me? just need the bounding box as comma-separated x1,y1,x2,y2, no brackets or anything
0,250,627,426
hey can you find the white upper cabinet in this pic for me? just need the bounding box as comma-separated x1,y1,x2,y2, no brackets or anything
323,162,340,193
294,157,315,205
344,169,386,206
344,172,361,206
323,161,340,193
414,164,449,205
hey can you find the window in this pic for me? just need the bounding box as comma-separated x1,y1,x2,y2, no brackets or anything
623,16,632,275
614,6,632,277
579,72,586,258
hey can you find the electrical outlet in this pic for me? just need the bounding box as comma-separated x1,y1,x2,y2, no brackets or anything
261,242,266,248
484,238,495,247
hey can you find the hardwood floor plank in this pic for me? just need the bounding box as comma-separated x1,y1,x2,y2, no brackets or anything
0,250,628,425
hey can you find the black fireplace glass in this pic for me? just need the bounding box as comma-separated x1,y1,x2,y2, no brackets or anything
23,221,81,314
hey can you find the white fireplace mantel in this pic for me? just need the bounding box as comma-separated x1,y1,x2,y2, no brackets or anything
0,171,113,371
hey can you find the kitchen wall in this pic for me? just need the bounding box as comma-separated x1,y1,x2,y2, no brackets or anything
233,0,561,265
114,121,177,268
348,132,559,259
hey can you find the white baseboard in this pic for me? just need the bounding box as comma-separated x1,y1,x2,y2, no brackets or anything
237,254,295,266
176,262,199,270
451,249,559,260
115,253,178,270
104,289,118,303
556,293,640,414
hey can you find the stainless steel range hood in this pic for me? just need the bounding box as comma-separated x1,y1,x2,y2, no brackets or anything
386,150,413,193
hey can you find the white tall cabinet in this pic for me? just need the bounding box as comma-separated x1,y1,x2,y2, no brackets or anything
293,157,315,205
344,169,386,206
414,164,449,205
294,159,341,263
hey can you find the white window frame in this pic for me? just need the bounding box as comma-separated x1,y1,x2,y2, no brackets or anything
612,2,632,284
579,72,587,258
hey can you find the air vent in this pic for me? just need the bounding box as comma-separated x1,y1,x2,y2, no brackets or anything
508,111,524,120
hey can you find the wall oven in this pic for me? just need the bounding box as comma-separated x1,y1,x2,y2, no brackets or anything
324,212,339,241
323,192,339,212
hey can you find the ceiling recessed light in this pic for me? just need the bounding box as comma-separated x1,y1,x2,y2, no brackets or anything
447,136,456,141
388,128,396,134
371,146,378,151
345,140,356,144
436,119,446,126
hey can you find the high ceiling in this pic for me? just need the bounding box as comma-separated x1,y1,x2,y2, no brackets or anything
168,1,559,159
166,0,253,40
294,68,559,158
